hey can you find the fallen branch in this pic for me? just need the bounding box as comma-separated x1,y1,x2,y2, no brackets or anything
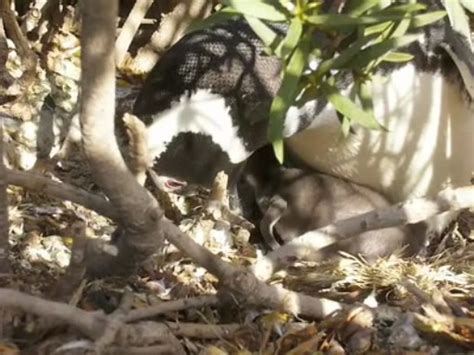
0,288,107,339
125,294,219,322
0,288,232,352
5,168,118,220
160,219,345,319
95,290,134,352
52,220,88,301
163,321,241,339
252,185,474,281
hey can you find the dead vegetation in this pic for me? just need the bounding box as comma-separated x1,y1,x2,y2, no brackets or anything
0,0,472,354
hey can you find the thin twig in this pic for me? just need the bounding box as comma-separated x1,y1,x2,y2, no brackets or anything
125,295,219,322
52,220,88,301
115,0,154,67
0,120,9,273
0,0,37,87
0,288,107,339
5,168,118,220
96,290,134,351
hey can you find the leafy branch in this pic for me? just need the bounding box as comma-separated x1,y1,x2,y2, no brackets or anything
196,0,472,162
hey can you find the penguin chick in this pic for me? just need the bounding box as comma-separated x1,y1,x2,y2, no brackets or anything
241,146,427,262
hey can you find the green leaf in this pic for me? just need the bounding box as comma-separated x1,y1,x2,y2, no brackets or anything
341,115,352,136
346,0,381,16
305,13,416,28
320,82,381,130
275,17,303,59
389,12,411,39
187,8,240,33
372,3,427,16
364,21,393,35
272,139,285,164
444,0,473,50
442,0,472,49
268,38,309,163
348,34,420,69
460,0,474,13
357,79,374,114
340,84,359,137
224,0,287,21
357,79,388,131
442,0,473,51
314,34,377,79
244,15,279,49
410,11,448,29
383,51,415,62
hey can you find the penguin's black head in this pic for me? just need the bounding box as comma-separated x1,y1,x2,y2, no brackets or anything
136,87,254,193
149,130,245,193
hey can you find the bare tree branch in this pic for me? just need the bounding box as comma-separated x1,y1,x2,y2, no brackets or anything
95,290,134,351
80,0,165,276
0,120,10,273
125,295,219,322
0,288,220,351
115,0,154,67
252,185,474,281
52,220,88,301
0,18,14,89
131,0,213,73
0,288,108,339
0,0,37,88
160,219,345,319
6,168,118,219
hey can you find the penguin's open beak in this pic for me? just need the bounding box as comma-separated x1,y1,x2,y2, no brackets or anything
152,175,188,193
163,179,187,191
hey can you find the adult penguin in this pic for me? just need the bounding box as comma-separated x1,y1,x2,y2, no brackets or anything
133,1,473,207
132,20,320,198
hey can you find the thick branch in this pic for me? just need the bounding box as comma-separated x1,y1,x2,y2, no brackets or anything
80,0,165,276
253,185,474,281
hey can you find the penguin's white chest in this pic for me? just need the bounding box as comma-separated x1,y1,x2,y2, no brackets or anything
286,64,474,202
146,89,251,164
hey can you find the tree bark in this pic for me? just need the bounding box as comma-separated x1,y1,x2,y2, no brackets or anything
80,0,164,276
0,18,14,89
0,120,10,273
0,0,37,88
